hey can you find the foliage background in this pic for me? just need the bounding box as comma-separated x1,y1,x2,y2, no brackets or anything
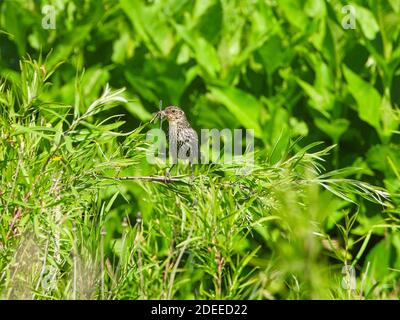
0,0,399,299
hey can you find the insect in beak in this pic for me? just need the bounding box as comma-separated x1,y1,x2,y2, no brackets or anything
150,110,166,123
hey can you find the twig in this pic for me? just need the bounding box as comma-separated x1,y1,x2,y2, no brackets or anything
98,175,188,183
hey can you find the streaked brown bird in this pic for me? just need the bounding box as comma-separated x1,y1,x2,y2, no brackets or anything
151,106,198,176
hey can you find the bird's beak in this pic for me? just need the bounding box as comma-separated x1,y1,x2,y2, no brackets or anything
150,110,166,123
158,110,166,119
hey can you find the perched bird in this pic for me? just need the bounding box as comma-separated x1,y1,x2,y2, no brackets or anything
151,106,198,176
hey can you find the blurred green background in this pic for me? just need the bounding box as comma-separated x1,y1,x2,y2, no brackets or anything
2,0,400,171
0,0,400,299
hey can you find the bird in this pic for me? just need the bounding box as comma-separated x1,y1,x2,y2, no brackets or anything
150,106,198,177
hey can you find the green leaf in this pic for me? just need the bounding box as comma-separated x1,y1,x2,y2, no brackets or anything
209,86,262,138
175,24,220,79
47,24,93,68
120,0,174,56
125,100,152,121
2,1,28,56
194,0,222,44
258,36,290,74
314,118,349,143
367,144,400,174
280,0,309,31
112,31,134,64
363,236,395,283
388,0,400,12
305,0,326,17
296,78,330,118
342,65,381,132
380,93,397,140
353,4,380,40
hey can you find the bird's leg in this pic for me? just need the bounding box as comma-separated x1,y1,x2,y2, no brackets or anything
165,163,175,182
189,163,195,183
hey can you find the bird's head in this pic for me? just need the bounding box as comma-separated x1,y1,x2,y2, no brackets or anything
152,106,187,123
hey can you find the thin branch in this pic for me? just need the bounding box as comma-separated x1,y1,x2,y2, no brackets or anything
98,175,188,183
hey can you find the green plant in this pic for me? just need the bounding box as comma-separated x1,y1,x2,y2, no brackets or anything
1,0,399,300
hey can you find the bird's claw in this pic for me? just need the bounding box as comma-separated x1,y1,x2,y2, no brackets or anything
189,172,195,183
164,171,172,183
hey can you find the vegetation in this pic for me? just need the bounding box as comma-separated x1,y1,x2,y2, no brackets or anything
0,0,399,299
